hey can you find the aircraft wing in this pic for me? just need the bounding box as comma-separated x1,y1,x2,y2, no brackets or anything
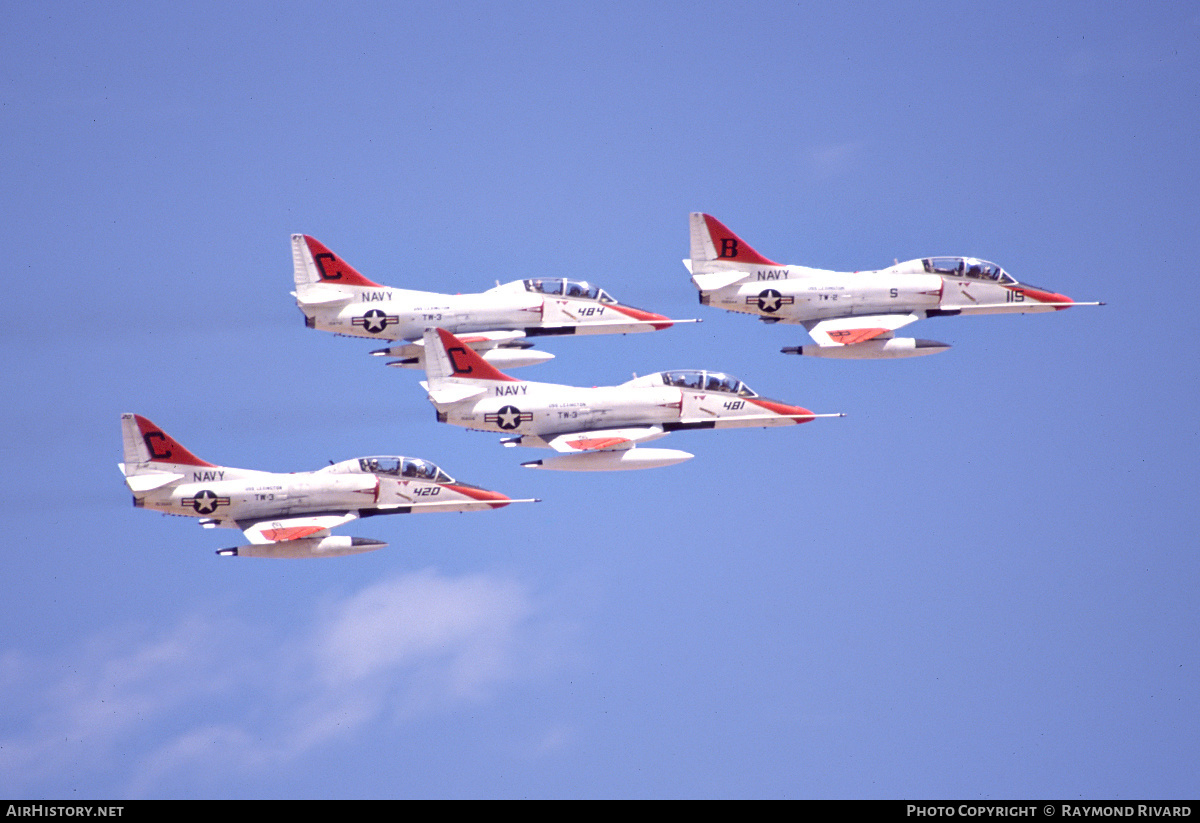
804,313,923,346
383,329,529,359
238,513,360,544
546,425,669,453
369,498,539,512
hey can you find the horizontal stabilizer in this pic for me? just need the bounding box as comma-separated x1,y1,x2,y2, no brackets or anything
293,287,356,307
121,469,185,492
691,270,752,292
421,381,488,405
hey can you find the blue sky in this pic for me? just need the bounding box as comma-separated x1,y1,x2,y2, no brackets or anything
2,1,1197,799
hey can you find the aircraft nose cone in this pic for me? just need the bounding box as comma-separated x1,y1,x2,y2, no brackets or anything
1051,292,1074,311
1022,287,1074,310
748,398,817,422
611,304,674,330
447,485,512,509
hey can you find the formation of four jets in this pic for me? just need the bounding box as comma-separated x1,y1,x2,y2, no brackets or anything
123,214,1099,557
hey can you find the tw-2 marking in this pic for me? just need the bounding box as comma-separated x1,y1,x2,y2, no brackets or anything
687,213,1099,360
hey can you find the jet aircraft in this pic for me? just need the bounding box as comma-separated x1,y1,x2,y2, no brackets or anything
685,213,1102,359
420,328,842,471
120,413,534,558
292,234,691,369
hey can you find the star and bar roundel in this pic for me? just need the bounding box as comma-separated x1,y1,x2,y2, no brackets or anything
485,405,534,430
353,309,399,334
746,289,794,313
182,489,230,514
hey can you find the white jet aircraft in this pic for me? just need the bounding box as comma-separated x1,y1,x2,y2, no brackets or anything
686,213,1103,359
292,234,691,369
120,413,535,558
419,328,843,471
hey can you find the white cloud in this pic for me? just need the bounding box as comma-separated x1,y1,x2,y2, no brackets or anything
0,569,566,797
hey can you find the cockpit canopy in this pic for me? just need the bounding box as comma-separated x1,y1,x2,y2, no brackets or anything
524,278,617,303
659,370,757,397
328,456,454,483
923,257,1016,285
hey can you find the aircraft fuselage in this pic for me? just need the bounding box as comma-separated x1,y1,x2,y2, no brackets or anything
303,285,668,341
442,382,810,442
701,266,1069,324
133,466,504,523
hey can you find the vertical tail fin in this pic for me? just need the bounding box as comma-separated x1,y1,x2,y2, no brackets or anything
423,328,522,386
422,329,524,409
291,235,382,289
121,413,216,474
688,213,781,274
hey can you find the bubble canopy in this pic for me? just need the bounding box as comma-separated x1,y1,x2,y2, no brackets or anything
658,370,758,397
523,278,617,303
922,257,1016,285
326,456,454,483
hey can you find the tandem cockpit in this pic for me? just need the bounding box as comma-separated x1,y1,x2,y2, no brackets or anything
624,370,759,397
921,257,1016,285
325,456,455,483
522,278,618,303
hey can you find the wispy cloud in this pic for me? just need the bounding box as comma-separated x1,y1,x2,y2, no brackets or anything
810,140,867,178
0,569,569,797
